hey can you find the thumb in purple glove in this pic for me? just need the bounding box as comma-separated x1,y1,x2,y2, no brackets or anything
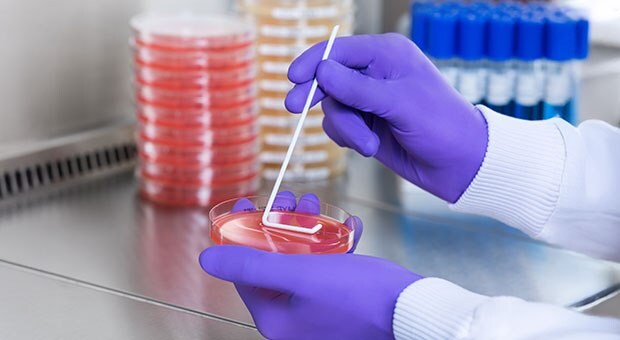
231,191,363,253
285,33,488,203
200,246,422,340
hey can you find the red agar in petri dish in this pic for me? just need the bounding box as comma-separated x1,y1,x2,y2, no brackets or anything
139,157,260,185
137,103,257,128
209,196,357,254
138,138,259,166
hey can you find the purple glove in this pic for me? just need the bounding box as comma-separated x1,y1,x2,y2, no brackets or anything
285,33,488,203
231,191,362,253
200,247,422,340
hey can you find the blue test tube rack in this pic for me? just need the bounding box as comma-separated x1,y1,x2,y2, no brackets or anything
409,0,589,125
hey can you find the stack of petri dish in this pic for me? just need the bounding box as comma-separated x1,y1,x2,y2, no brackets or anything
131,14,260,207
237,0,355,181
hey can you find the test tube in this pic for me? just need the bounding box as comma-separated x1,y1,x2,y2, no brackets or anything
427,10,459,88
456,10,487,105
543,12,577,121
514,12,545,121
485,13,516,116
568,11,590,125
410,2,435,52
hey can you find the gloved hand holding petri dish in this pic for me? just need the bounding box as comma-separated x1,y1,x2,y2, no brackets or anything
209,191,362,254
208,26,361,255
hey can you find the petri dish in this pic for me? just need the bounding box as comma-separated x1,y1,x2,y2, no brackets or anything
259,111,323,129
139,175,260,207
132,41,255,70
131,14,254,51
237,0,354,21
209,195,358,254
138,138,259,165
138,119,258,146
262,156,346,181
257,78,294,94
261,131,332,148
261,125,326,141
260,143,345,165
135,63,255,90
254,20,353,41
253,20,354,45
137,101,257,128
136,83,255,109
139,157,259,185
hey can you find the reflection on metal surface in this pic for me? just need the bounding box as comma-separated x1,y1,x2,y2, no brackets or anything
0,262,261,340
0,173,254,326
136,202,253,324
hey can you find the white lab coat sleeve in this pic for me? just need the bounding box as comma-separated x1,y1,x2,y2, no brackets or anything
451,106,620,262
393,278,620,340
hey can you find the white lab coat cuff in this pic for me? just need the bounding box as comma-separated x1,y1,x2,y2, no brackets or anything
393,278,489,340
450,106,566,237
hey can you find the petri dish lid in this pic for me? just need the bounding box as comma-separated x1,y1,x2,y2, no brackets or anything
138,118,258,146
132,40,255,70
137,101,258,128
139,157,260,185
131,13,255,50
135,83,256,109
138,137,259,166
237,0,354,21
134,64,255,90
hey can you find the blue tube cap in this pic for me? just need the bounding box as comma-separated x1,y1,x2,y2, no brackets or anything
496,2,524,17
469,1,493,17
439,1,463,14
410,2,436,52
575,17,590,59
457,12,486,60
526,3,548,15
487,13,516,61
427,11,457,59
545,12,577,61
516,12,544,61
562,7,589,60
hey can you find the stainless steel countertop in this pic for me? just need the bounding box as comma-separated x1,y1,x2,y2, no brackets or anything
0,262,260,340
0,152,618,338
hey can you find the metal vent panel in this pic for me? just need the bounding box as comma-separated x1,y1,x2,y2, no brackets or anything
0,124,136,206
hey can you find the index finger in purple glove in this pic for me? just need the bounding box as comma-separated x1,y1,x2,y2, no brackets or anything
287,60,392,115
200,245,300,294
284,35,377,114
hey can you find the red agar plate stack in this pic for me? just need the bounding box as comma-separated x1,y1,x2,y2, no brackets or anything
131,14,260,207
